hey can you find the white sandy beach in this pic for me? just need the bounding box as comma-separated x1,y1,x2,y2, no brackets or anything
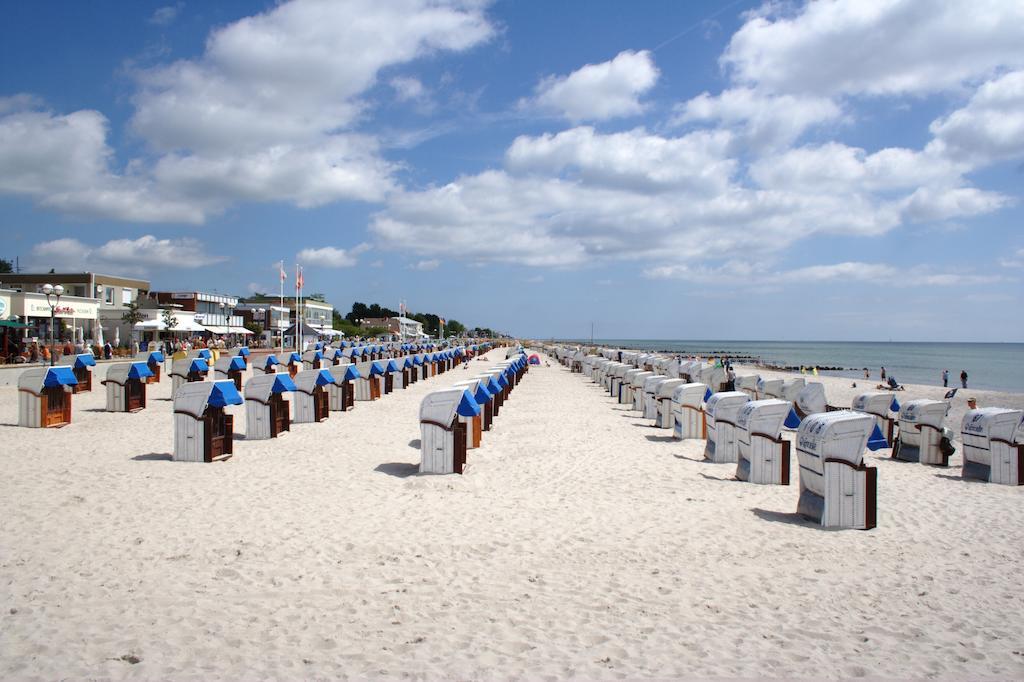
2,348,1024,679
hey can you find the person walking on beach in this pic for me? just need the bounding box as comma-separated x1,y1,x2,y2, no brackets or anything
942,369,949,387
961,369,968,388
880,367,886,381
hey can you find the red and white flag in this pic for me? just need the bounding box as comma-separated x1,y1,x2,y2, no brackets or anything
296,267,304,292
279,262,287,281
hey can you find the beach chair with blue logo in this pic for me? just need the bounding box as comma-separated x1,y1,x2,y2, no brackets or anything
736,399,793,484
795,411,877,530
961,408,1024,485
893,399,952,465
704,391,751,463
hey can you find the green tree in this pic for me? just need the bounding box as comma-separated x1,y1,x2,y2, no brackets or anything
161,307,178,333
121,300,145,326
0,258,13,274
445,319,466,336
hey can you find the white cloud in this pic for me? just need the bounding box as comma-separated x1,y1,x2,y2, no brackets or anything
774,261,1011,286
149,4,182,26
28,235,226,274
723,0,1024,97
999,248,1024,268
506,126,736,195
674,87,842,150
0,105,205,222
928,70,1024,167
410,259,440,271
297,243,370,268
524,50,659,122
390,76,427,102
0,0,495,223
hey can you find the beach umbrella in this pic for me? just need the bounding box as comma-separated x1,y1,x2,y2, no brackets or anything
95,319,104,347
114,326,120,347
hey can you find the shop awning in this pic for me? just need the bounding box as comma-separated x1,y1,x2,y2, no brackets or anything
227,325,254,335
0,320,31,328
203,325,229,334
135,317,208,333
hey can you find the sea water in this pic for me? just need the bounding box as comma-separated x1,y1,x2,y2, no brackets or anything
562,340,1023,393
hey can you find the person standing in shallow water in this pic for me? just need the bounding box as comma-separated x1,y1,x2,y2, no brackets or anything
961,370,968,388
881,366,886,381
942,369,949,387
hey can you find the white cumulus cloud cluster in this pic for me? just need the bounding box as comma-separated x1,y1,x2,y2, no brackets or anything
28,235,226,275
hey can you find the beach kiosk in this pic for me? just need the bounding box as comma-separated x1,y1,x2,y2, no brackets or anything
452,379,484,448
735,399,793,484
71,352,97,392
893,399,952,465
261,354,281,374
735,375,759,398
795,411,877,530
672,383,708,440
327,363,359,412
654,379,686,429
704,391,751,463
642,375,668,420
102,361,154,412
172,380,243,462
960,408,1024,485
213,354,247,390
244,372,296,440
18,365,77,428
134,350,165,384
170,356,209,395
852,392,897,447
419,388,481,474
292,369,333,423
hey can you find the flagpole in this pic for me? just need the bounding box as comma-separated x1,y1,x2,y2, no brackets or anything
279,260,285,353
295,263,300,352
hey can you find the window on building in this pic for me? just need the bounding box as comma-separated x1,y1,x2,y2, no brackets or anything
105,287,115,304
122,288,132,305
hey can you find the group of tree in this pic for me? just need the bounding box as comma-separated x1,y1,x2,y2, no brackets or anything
339,301,470,338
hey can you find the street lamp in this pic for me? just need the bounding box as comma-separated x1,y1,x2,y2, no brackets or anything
41,283,64,366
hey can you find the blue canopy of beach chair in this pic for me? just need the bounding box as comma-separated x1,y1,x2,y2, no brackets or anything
456,389,481,417
44,366,78,387
209,380,244,407
225,356,246,372
784,407,802,429
189,358,210,373
344,365,361,381
890,397,901,412
73,353,97,368
474,384,492,404
386,360,400,372
369,361,386,376
285,352,301,365
264,354,280,368
127,362,155,380
234,346,250,357
269,374,297,394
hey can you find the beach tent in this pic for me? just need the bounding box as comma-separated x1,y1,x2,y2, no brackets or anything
103,361,154,412
386,359,404,391
672,383,709,440
280,351,302,378
302,349,324,370
795,411,877,530
327,363,359,412
244,372,296,439
261,354,281,374
419,388,480,474
214,354,247,390
230,346,250,368
173,380,243,462
654,379,686,429
697,364,727,393
452,379,484,448
893,399,952,465
292,369,333,423
629,371,655,411
135,350,165,384
18,365,77,428
735,399,793,485
71,352,97,392
755,377,784,400
170,357,209,395
641,375,668,420
704,391,751,463
961,408,1024,485
734,375,759,398
852,392,898,449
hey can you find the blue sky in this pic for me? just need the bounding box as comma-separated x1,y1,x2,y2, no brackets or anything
1,0,1022,341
